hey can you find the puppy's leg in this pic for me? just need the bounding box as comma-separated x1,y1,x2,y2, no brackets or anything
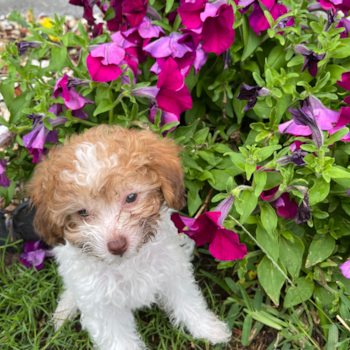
53,288,78,332
158,268,231,345
80,307,146,350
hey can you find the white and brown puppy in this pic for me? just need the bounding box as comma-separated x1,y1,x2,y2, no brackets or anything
28,125,230,350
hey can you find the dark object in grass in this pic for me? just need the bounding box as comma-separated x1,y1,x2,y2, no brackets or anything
0,201,41,253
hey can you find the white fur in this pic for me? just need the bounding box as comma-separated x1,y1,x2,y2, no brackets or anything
53,211,231,349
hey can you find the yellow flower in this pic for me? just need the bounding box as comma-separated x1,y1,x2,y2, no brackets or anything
39,17,60,42
248,270,257,281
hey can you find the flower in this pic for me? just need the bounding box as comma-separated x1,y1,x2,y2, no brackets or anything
294,45,326,77
54,75,94,110
295,192,311,224
0,158,10,188
336,17,350,38
340,260,350,279
122,0,149,28
92,23,103,38
148,105,179,133
171,195,248,261
276,149,308,166
20,241,54,270
155,57,192,116
337,71,350,91
279,96,339,148
87,42,126,82
38,17,60,42
200,2,235,55
315,0,350,13
15,41,41,56
69,0,95,25
236,83,270,111
0,125,14,148
177,0,207,29
329,106,350,141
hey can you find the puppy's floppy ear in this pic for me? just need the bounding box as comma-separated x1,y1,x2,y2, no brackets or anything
139,130,186,210
26,153,65,246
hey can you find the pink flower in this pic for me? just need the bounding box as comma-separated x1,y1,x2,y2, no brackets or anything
122,0,149,28
340,259,350,278
69,0,95,25
336,17,350,38
200,2,235,55
0,158,10,188
20,241,54,270
315,0,350,13
338,71,350,91
54,75,93,110
171,195,247,261
156,57,192,116
329,106,350,141
177,0,208,29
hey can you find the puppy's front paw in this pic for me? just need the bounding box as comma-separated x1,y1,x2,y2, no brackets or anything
191,312,231,345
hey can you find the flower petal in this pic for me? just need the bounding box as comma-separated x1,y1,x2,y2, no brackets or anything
87,54,123,82
340,260,350,279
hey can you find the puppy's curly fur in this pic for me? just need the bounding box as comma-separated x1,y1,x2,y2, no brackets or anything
27,125,230,350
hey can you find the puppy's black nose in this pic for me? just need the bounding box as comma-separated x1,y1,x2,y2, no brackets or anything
107,237,127,256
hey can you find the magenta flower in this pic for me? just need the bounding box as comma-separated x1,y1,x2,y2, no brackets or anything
54,75,93,110
340,260,350,278
276,149,307,166
200,2,235,55
177,0,207,29
92,23,103,38
87,42,126,82
156,57,193,116
0,158,10,188
122,0,149,28
149,106,179,133
279,96,339,144
171,195,247,261
336,17,350,38
294,45,326,77
69,0,95,25
329,106,350,141
236,83,270,111
337,71,350,91
315,0,350,13
20,241,54,270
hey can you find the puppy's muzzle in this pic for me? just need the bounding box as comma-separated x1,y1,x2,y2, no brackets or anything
107,237,127,256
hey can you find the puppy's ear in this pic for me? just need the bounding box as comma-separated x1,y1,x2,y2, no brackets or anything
26,154,65,246
139,130,186,210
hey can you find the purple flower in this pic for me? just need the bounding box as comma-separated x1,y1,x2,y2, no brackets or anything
122,0,149,28
15,41,41,56
69,0,95,25
87,42,126,82
329,106,350,141
340,260,350,278
347,189,350,196
295,193,311,224
54,75,93,110
337,71,350,91
277,149,308,166
0,158,10,188
92,23,103,38
200,2,235,55
177,0,207,29
236,83,270,111
279,96,339,147
20,241,54,270
148,106,179,133
336,17,350,38
171,195,248,261
294,45,326,77
315,0,350,13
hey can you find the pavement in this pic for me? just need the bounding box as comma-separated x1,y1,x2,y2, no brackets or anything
0,0,84,17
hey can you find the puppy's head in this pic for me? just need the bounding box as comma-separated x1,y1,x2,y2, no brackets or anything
27,125,185,264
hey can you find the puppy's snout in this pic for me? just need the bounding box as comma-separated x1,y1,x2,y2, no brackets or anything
107,237,127,256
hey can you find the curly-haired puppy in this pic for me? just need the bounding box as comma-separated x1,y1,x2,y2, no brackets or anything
27,125,230,350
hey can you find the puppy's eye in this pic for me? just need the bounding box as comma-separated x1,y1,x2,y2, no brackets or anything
125,194,137,203
78,209,89,217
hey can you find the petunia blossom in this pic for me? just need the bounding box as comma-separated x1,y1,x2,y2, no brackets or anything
315,0,350,13
340,260,350,278
87,42,126,82
122,0,149,28
200,2,235,55
0,158,10,188
171,195,248,261
236,83,270,111
337,71,350,91
148,105,179,134
336,17,350,38
294,45,326,77
276,149,308,166
69,0,95,25
177,0,208,29
16,41,41,56
54,75,93,110
20,241,54,270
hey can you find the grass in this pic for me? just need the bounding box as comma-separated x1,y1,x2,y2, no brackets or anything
0,240,337,350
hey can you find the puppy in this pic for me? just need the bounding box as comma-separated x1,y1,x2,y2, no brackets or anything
27,125,230,350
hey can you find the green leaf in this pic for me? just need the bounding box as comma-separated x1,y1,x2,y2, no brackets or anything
165,0,174,13
309,177,330,205
325,325,339,350
283,277,314,308
253,170,267,197
241,315,252,346
217,260,235,269
224,152,246,170
182,153,203,172
264,171,283,190
242,15,262,61
239,190,258,224
193,127,209,144
257,256,285,306
9,93,31,124
260,202,278,239
255,145,281,162
209,170,231,191
0,80,14,107
104,6,116,21
256,225,279,262
93,99,113,116
279,236,304,280
328,166,350,179
0,181,16,207
267,45,287,71
52,46,67,71
326,128,349,145
305,234,335,268
160,122,179,133
287,55,304,67
172,120,199,144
